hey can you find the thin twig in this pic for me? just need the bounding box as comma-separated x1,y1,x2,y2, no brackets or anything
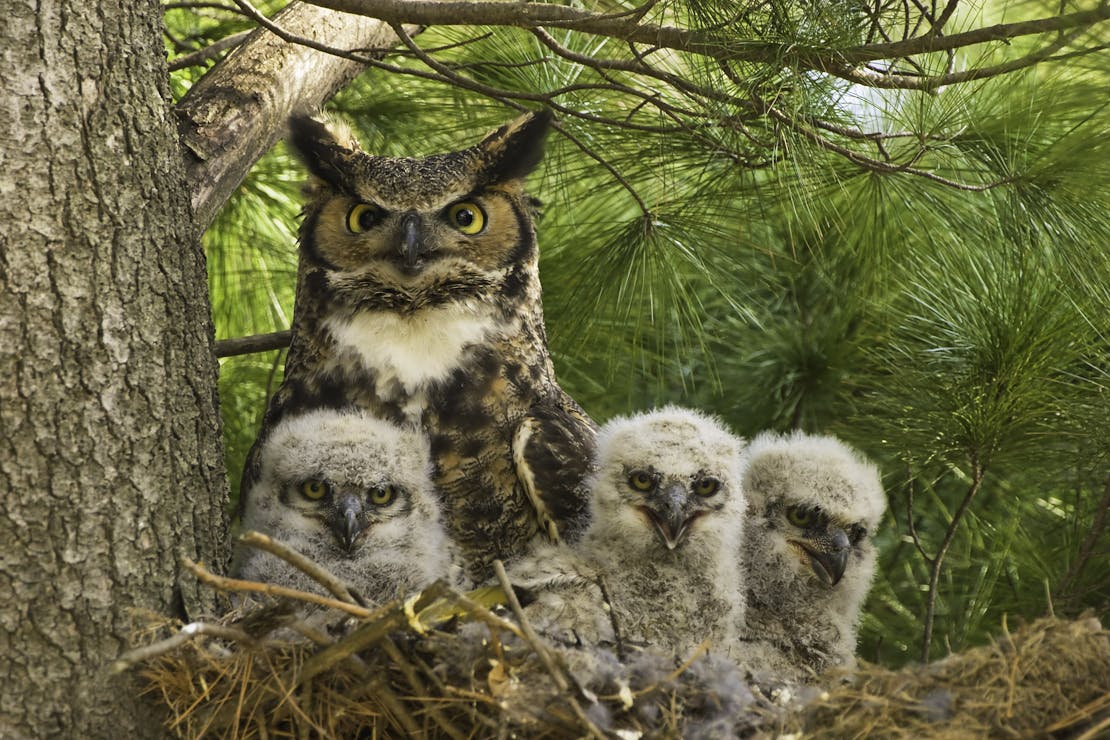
168,29,252,71
905,471,934,562
370,675,423,737
111,622,257,673
181,557,377,618
380,637,467,740
594,574,626,660
436,588,528,640
492,560,605,739
834,25,1092,91
1057,475,1110,601
237,531,361,606
294,581,451,684
921,455,987,662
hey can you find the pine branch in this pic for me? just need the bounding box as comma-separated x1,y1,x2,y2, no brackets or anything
176,0,420,229
303,0,1110,83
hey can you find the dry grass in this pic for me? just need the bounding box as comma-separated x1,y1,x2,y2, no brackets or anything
799,614,1110,739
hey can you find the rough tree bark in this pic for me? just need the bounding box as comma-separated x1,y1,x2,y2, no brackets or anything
0,0,227,736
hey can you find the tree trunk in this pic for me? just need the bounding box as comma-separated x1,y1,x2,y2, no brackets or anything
0,0,228,736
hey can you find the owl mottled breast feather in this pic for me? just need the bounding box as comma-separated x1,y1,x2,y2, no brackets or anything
240,111,596,582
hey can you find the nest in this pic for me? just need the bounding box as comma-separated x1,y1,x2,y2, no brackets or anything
118,536,1109,739
802,614,1110,739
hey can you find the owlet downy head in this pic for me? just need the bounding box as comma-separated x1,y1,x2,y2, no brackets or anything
738,430,886,675
233,409,455,604
586,405,748,559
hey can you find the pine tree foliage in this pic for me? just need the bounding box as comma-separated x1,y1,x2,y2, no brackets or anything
166,0,1109,666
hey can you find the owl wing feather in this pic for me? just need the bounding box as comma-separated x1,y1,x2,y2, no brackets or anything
511,402,598,546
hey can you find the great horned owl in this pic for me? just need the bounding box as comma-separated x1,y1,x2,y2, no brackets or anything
510,406,747,657
240,111,596,582
232,409,455,603
735,431,886,679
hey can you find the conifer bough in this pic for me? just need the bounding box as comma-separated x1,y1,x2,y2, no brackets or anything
303,0,1110,88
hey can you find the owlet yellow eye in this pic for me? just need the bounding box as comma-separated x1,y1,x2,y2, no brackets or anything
786,505,817,528
300,479,329,500
628,470,655,492
693,477,721,497
346,202,383,233
369,485,397,506
447,202,486,235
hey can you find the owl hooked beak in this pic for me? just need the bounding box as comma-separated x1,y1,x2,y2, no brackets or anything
790,526,850,586
640,482,701,550
332,494,365,553
401,212,430,270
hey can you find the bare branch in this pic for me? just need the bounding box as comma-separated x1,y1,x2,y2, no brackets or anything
294,581,451,683
303,0,1110,73
492,560,605,738
834,25,1092,91
176,1,419,230
921,455,987,662
181,557,377,618
214,329,291,357
168,30,252,71
761,101,1011,191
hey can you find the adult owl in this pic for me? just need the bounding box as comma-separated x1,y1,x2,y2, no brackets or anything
232,408,455,603
509,406,748,657
239,111,596,582
735,431,886,679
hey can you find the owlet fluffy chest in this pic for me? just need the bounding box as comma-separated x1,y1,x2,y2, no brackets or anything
240,111,596,582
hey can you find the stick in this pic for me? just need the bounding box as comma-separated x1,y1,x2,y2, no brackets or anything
214,330,292,357
111,622,257,673
181,557,376,618
238,531,362,605
492,560,605,739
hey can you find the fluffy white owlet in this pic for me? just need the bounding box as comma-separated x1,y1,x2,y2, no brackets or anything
735,431,886,679
509,406,748,658
232,409,455,604
240,111,596,584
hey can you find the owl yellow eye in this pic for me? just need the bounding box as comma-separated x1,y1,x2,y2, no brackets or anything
300,479,329,500
693,477,721,497
447,202,486,235
347,202,383,233
369,485,397,506
786,505,817,528
628,470,655,492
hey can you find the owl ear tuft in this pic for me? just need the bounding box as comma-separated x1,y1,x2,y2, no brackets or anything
477,109,553,183
287,113,362,189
